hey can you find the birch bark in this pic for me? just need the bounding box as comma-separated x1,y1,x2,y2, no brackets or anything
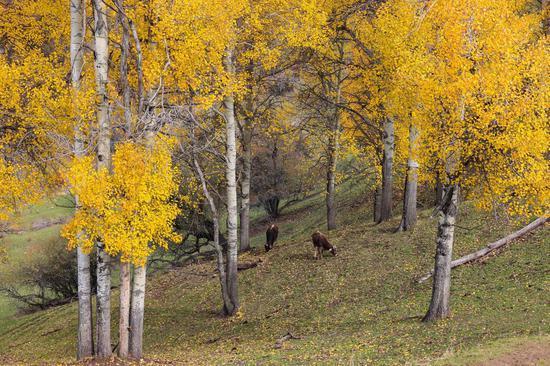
92,0,112,357
71,0,93,359
222,48,239,316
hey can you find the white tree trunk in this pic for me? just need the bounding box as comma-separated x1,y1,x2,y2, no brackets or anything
76,248,93,358
115,0,132,137
115,1,132,358
378,117,394,223
93,0,110,170
223,49,239,316
398,124,419,231
95,244,111,357
423,185,459,322
129,264,146,359
92,0,112,357
71,0,93,359
118,262,131,358
127,94,155,359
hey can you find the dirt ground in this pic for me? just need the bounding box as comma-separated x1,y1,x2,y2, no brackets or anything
476,340,550,366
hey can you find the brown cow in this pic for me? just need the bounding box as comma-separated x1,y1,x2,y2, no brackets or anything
265,224,279,252
311,231,337,259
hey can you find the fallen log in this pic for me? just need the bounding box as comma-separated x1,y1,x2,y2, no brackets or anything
237,260,261,271
418,216,548,284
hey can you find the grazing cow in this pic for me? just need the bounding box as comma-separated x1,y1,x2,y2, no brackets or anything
311,231,336,259
265,224,279,252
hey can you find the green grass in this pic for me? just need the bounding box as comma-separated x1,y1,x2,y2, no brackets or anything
0,196,74,330
0,227,65,325
0,179,548,365
10,195,74,231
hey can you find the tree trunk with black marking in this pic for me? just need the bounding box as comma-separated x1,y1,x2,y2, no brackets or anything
129,264,146,359
423,185,459,322
71,0,93,359
92,0,112,357
222,48,239,316
118,262,130,358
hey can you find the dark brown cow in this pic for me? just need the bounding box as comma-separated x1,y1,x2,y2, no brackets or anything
265,224,279,252
311,231,336,259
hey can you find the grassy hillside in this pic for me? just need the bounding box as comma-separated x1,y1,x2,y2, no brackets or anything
0,179,548,365
0,196,74,331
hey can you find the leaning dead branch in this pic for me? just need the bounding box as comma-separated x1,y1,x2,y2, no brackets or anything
418,216,548,284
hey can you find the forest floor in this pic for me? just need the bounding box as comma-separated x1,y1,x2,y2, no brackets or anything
0,178,548,365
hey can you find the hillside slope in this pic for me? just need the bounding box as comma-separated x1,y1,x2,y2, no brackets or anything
0,180,548,365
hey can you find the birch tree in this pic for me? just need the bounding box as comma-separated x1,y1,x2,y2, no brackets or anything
222,49,240,315
154,0,326,312
129,264,146,358
397,124,419,231
405,0,546,321
423,184,459,321
350,0,547,320
70,0,93,358
91,0,112,357
378,117,394,223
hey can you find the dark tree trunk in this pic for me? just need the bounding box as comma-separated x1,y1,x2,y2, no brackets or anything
423,184,459,322
263,196,280,218
326,102,340,231
239,140,252,252
326,158,337,231
373,185,382,223
326,127,338,231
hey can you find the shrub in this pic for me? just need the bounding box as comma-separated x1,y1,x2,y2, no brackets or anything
0,237,96,311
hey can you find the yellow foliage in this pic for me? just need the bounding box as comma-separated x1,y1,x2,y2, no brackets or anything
355,0,549,217
0,160,41,221
62,138,181,266
1,0,80,202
